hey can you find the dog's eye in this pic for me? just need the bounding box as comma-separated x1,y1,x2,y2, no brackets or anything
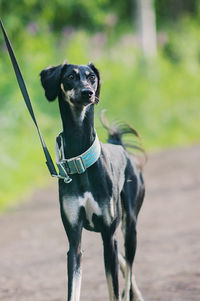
89,74,95,81
68,74,74,80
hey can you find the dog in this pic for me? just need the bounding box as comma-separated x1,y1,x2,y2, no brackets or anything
40,62,145,301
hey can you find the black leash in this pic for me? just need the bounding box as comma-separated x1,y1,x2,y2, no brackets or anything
0,18,58,178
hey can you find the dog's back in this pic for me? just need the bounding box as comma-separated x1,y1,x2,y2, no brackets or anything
101,119,145,217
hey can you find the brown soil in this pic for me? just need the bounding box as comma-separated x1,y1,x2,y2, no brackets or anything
0,144,200,301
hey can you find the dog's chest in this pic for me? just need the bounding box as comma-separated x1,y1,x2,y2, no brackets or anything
63,192,99,228
62,191,114,230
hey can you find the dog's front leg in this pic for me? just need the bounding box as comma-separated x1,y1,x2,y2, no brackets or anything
60,197,83,301
65,223,83,301
67,242,82,301
101,231,120,301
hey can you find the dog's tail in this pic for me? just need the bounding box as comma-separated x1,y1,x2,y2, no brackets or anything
100,110,147,169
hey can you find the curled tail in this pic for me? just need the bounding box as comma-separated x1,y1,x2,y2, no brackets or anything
100,110,147,169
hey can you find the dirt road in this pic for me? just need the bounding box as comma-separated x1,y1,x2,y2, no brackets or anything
0,144,200,301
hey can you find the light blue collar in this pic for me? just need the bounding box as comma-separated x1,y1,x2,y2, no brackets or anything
55,131,101,183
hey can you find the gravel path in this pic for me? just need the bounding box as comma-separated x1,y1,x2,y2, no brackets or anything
0,144,200,301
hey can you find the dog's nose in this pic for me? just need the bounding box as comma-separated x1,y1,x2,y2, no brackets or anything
81,89,94,98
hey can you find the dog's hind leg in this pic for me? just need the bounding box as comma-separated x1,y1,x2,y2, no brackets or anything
118,252,126,278
131,274,145,301
121,214,137,301
120,176,145,301
101,230,121,301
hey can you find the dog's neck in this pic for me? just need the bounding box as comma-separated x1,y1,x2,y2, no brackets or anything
58,96,95,159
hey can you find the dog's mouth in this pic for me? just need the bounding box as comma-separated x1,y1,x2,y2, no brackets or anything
69,97,95,107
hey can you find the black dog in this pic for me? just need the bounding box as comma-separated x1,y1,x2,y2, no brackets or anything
40,62,145,301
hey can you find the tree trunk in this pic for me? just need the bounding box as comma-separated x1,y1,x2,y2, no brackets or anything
134,0,157,58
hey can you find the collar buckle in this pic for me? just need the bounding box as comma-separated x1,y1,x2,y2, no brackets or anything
73,157,86,174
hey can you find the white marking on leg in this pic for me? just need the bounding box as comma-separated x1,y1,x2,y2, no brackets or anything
106,273,120,301
120,260,144,301
110,198,115,218
71,269,82,301
123,265,131,301
118,253,126,278
102,198,115,226
131,274,145,301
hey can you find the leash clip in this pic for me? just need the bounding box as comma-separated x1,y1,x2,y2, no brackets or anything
52,173,72,184
55,162,72,184
63,175,72,184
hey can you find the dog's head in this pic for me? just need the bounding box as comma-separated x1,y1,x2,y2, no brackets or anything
40,62,100,108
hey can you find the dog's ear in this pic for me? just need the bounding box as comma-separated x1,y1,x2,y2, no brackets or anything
40,64,66,101
88,63,101,102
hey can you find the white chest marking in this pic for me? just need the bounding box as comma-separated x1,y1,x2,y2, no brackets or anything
63,192,101,227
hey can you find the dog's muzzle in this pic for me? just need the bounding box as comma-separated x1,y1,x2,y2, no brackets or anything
81,89,95,104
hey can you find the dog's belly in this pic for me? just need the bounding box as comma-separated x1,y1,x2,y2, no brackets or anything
62,192,115,231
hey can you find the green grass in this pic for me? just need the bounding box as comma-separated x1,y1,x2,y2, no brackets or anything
0,26,200,210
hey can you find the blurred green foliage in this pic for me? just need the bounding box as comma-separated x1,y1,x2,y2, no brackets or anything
0,0,199,35
0,3,200,209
